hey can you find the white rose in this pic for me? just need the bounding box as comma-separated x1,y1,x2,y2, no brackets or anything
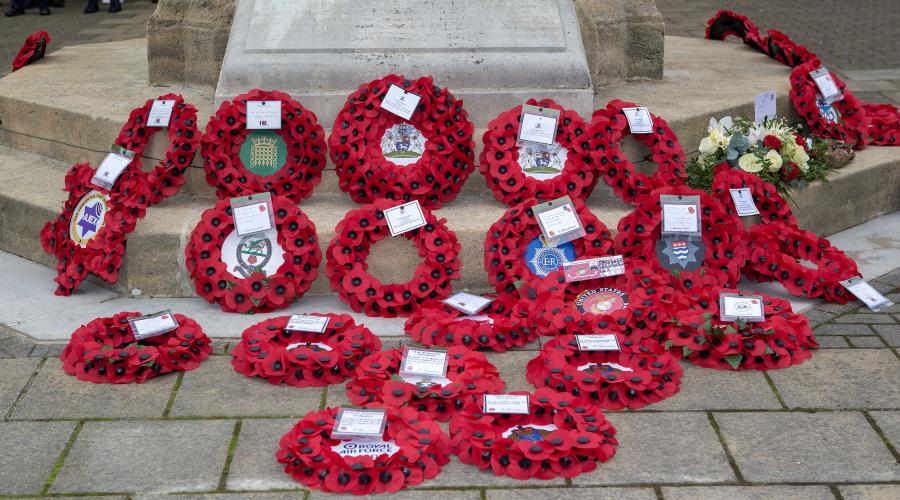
738,153,763,173
792,147,810,170
765,149,783,172
699,136,718,157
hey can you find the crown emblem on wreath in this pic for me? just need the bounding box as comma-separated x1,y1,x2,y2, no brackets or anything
249,135,278,168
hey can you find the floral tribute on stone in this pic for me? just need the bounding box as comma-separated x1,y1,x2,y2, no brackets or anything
231,313,381,387
276,406,451,494
449,388,618,480
790,62,869,149
60,312,212,384
185,195,321,313
709,164,798,225
328,74,476,209
12,30,50,72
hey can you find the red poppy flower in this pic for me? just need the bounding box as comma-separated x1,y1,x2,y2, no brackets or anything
12,31,50,72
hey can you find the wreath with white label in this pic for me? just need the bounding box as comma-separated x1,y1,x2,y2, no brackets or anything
184,195,321,313
709,164,798,226
790,62,869,149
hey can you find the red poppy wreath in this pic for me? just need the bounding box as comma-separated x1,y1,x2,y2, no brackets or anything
790,62,868,149
60,311,212,384
704,10,767,54
709,163,797,226
277,405,451,494
345,346,505,422
479,99,597,206
325,199,461,317
12,30,50,72
184,195,321,313
588,99,687,205
231,313,381,387
328,74,476,209
201,89,326,202
484,197,614,294
862,101,900,146
449,388,618,481
526,334,683,410
665,289,817,370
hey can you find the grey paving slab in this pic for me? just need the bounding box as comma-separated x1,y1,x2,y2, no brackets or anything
847,336,887,348
662,485,835,500
814,324,875,336
803,309,837,324
572,413,734,485
873,324,900,346
817,336,850,348
313,490,479,500
839,484,900,500
418,456,565,488
137,494,300,500
715,411,900,482
813,302,858,315
0,421,75,495
483,350,537,393
767,349,900,409
324,382,353,409
226,418,299,491
0,357,39,415
488,487,656,500
51,419,235,494
651,363,781,410
870,411,900,451
169,356,324,418
11,358,176,419
834,314,897,324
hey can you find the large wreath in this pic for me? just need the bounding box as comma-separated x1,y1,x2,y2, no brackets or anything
184,195,321,313
704,10,767,54
588,99,687,205
479,99,597,206
325,199,461,317
526,334,683,410
231,313,381,387
484,197,615,294
201,89,327,203
328,74,476,209
277,405,451,494
862,102,900,146
12,30,50,72
60,311,212,384
449,388,618,480
345,347,505,422
790,63,869,149
709,163,797,225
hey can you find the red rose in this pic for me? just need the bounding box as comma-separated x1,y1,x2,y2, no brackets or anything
782,162,801,181
763,135,782,150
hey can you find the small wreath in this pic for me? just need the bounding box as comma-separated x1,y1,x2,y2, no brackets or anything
743,222,858,303
328,74,476,209
277,406,451,494
526,334,683,410
704,10,767,54
12,30,50,72
60,311,212,384
345,347,505,422
231,313,381,387
709,163,797,225
449,388,618,481
201,89,327,203
184,195,321,313
404,294,534,352
861,101,900,146
790,62,868,149
665,289,817,370
113,93,200,205
484,197,614,294
588,99,687,205
479,99,597,206
325,199,461,317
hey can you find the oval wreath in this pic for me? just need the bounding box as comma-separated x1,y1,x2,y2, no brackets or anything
231,313,381,387
185,195,321,313
325,199,461,317
665,288,817,370
709,163,797,226
588,99,687,205
328,74,476,209
790,62,869,149
449,388,618,481
345,346,505,422
201,89,327,203
479,98,597,206
484,197,615,294
277,405,451,494
60,311,212,384
526,334,683,410
113,93,201,205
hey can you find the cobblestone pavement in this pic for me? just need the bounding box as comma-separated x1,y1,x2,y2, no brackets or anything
656,0,900,105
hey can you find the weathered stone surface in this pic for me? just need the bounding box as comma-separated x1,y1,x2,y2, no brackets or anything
51,420,234,494
483,351,536,393
715,411,900,482
870,411,900,451
0,421,75,495
816,336,850,348
662,486,835,500
834,313,897,324
847,336,886,348
488,487,656,499
416,457,566,487
651,363,782,410
814,324,874,336
137,495,297,500
314,490,479,500
873,324,900,346
839,484,900,500
0,358,38,416
226,418,299,491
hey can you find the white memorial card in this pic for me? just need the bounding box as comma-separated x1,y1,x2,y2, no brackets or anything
148,99,176,127
518,105,559,145
400,347,448,378
719,293,765,322
729,188,760,216
662,203,700,234
483,394,530,414
128,310,179,341
332,408,387,439
285,314,329,333
622,106,653,134
231,194,274,236
384,200,427,236
754,91,777,123
442,291,494,315
810,68,843,103
91,146,135,190
381,84,421,120
841,277,895,312
575,334,621,351
533,196,585,244
246,100,282,129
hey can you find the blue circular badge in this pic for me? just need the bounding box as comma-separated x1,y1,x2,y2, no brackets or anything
525,236,576,276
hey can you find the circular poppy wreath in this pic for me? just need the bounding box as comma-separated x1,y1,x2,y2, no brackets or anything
345,346,505,422
526,334,683,410
614,185,746,292
861,101,900,146
588,99,687,205
743,221,858,303
328,74,476,209
325,199,461,317
184,195,321,313
479,98,597,206
484,197,614,294
113,93,201,205
790,62,868,149
201,88,327,203
60,311,212,384
230,313,381,387
665,288,817,370
12,30,50,72
709,163,797,226
764,29,817,68
448,388,618,481
276,405,451,494
704,10,768,54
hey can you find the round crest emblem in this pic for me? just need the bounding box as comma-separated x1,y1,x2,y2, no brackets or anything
69,190,109,247
525,236,575,276
574,288,629,315
221,228,285,278
381,123,426,166
239,130,287,176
